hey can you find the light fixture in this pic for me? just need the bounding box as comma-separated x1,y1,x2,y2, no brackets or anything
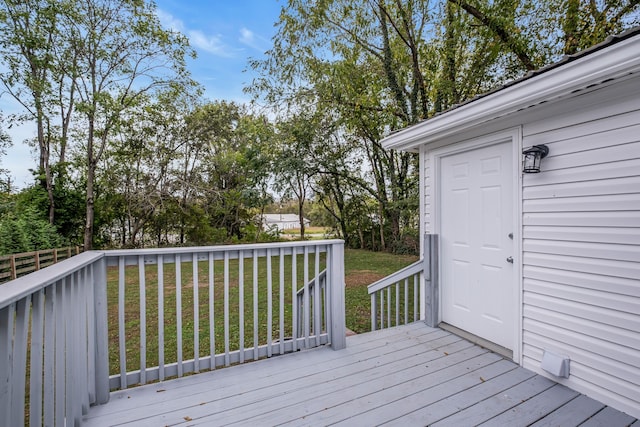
522,144,549,173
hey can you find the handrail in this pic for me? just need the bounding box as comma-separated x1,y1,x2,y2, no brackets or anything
368,260,422,331
103,239,340,265
0,251,103,309
367,260,423,294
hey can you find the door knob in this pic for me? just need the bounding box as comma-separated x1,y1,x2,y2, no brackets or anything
506,256,513,264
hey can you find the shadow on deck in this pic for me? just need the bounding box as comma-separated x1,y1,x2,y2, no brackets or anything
84,322,637,426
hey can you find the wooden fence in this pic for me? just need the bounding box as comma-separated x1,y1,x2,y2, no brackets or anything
0,246,83,284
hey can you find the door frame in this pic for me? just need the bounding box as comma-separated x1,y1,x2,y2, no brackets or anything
429,127,523,363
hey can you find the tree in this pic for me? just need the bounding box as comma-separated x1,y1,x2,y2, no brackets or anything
67,0,195,249
0,113,11,190
250,1,435,250
183,101,274,243
273,110,328,239
251,0,639,253
0,0,64,223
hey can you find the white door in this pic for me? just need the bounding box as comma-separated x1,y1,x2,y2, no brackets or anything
440,141,514,350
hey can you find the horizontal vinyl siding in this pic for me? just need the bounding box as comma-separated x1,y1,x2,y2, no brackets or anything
422,144,432,234
521,87,640,419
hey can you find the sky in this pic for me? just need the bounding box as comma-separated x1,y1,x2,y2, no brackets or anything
0,0,284,189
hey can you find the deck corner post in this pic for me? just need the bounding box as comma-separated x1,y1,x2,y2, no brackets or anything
329,241,346,350
93,256,110,404
424,234,439,328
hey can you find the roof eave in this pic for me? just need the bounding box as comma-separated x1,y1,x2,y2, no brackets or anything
381,33,640,151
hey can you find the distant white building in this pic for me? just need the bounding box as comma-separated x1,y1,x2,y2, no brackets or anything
262,213,310,231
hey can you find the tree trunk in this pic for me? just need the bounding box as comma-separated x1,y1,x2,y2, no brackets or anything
84,120,95,250
84,162,95,250
35,97,55,225
298,198,305,239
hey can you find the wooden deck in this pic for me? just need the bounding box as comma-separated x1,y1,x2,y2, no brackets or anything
84,322,637,426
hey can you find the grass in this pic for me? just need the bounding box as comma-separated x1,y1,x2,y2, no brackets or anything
343,249,419,333
281,226,334,240
106,248,418,379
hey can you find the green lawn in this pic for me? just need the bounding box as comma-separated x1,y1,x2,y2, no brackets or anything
106,248,418,377
343,249,419,333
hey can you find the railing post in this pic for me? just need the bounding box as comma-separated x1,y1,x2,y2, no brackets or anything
423,234,439,327
10,255,16,280
370,293,377,331
329,241,346,350
93,256,110,404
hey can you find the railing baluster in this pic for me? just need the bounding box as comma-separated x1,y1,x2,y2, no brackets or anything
303,246,310,349
267,248,273,357
64,276,74,425
325,246,331,342
43,284,55,423
139,256,147,384
176,255,183,377
314,247,321,346
158,256,165,380
253,250,259,361
370,292,377,331
118,257,127,388
0,304,13,426
12,297,29,427
380,289,384,330
404,278,409,325
387,287,391,328
323,253,330,342
395,282,400,326
239,250,245,363
86,265,96,405
208,253,215,369
79,268,90,414
30,289,45,426
93,258,109,405
55,281,64,426
192,253,199,373
291,247,298,351
279,247,285,355
413,273,420,322
72,271,83,424
224,251,230,366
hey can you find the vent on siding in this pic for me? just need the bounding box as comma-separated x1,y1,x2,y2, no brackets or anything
541,350,571,378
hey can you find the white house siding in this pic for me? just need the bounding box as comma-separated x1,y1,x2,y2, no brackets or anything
520,79,640,418
420,144,432,236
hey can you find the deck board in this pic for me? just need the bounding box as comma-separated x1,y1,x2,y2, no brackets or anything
83,323,637,426
530,394,606,427
381,366,537,426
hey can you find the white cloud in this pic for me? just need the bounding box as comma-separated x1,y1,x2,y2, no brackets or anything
189,30,234,57
240,28,254,45
157,9,236,58
156,9,185,33
238,27,270,52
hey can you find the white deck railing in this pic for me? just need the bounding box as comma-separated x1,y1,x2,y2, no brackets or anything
368,260,422,331
368,234,439,331
0,240,345,426
0,252,109,427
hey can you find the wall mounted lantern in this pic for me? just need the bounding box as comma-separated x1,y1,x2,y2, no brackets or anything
522,144,549,173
